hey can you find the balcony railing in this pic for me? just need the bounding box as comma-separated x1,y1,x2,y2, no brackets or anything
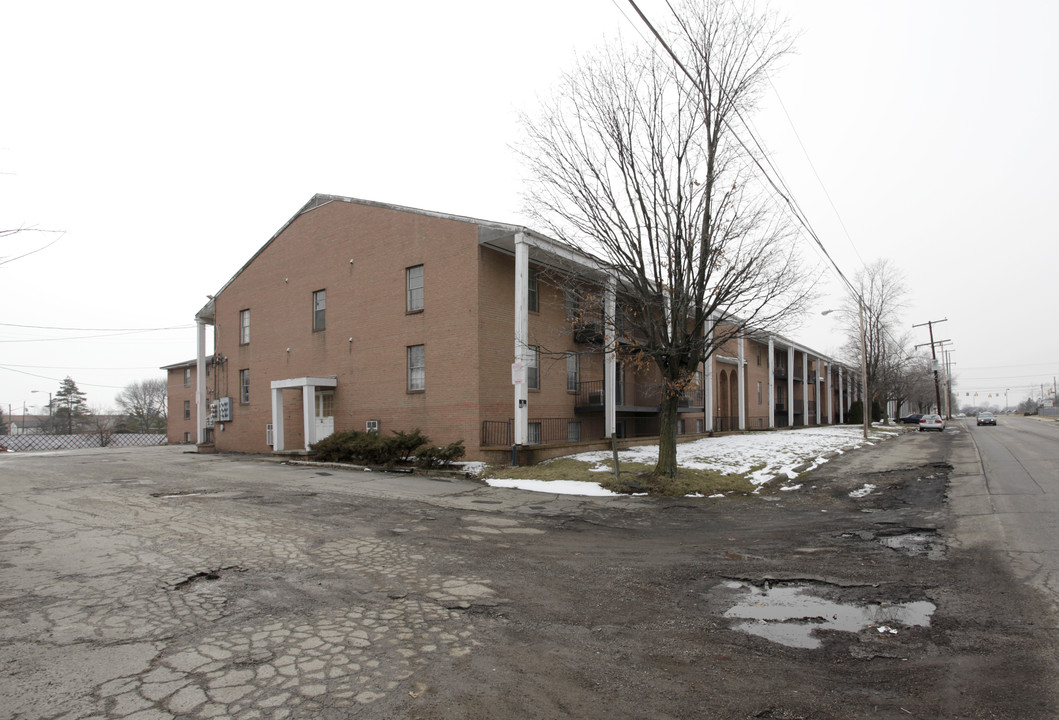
481,418,579,447
576,380,704,410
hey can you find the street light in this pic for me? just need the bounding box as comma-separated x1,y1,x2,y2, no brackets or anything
822,303,870,441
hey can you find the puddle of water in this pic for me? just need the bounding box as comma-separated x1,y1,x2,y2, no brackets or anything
722,581,935,649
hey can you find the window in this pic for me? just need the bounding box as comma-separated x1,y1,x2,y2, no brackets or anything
312,289,326,331
528,345,540,390
408,345,425,391
183,368,191,387
183,400,191,420
239,309,250,345
528,268,539,312
696,419,704,434
528,422,541,445
756,345,762,366
567,421,581,443
565,288,579,320
183,432,192,443
677,419,686,435
566,353,579,393
239,368,250,404
757,381,763,405
406,264,424,312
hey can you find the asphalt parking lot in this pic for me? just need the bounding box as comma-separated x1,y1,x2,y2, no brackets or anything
1,437,1056,719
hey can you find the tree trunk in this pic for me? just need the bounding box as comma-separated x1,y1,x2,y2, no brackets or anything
655,389,681,478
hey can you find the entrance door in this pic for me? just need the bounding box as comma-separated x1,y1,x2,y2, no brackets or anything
315,390,334,442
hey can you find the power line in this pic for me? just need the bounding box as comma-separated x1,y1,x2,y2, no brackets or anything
625,0,860,299
0,322,193,332
0,364,129,390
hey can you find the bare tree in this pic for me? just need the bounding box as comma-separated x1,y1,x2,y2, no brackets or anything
87,407,119,447
838,259,908,417
1,227,65,267
519,0,812,478
115,378,168,432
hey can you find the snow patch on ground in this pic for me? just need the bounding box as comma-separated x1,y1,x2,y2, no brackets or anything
484,424,902,497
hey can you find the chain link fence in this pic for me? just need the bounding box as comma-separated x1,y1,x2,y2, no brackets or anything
1,433,168,452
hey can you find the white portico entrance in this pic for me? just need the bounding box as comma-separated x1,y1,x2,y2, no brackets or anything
270,376,338,453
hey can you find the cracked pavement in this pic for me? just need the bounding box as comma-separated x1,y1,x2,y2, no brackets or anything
1,436,1057,719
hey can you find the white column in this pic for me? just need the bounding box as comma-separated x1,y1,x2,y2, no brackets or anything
302,385,315,451
271,386,285,452
737,332,746,430
196,319,208,444
826,362,833,425
704,322,714,432
787,346,795,427
513,234,530,446
767,336,775,428
815,358,823,426
604,279,617,438
802,352,809,425
838,367,845,423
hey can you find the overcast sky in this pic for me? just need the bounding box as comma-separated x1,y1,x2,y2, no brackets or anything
3,0,1057,417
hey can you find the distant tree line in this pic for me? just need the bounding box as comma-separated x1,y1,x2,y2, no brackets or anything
10,376,167,435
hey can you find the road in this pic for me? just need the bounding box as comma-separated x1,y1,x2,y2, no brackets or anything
954,414,1059,605
0,437,1056,719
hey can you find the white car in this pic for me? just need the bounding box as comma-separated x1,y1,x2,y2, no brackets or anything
918,414,945,432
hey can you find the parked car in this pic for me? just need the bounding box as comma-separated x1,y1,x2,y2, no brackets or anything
899,413,924,424
976,412,997,426
918,414,945,432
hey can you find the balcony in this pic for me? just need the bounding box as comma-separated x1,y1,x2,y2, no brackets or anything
575,380,704,413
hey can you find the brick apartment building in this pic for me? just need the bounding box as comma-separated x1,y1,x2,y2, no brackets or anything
180,195,861,462
162,360,198,444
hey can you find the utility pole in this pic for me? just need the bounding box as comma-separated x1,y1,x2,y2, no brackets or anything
913,318,948,415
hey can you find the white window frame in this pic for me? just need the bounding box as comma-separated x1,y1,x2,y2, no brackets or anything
239,308,250,345
566,353,579,393
528,345,540,390
406,265,424,312
183,368,191,387
313,289,326,331
239,368,250,404
528,422,541,445
408,344,425,392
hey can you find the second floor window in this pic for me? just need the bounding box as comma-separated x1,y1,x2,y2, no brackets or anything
406,265,424,312
183,368,191,387
239,309,250,345
313,290,326,331
528,346,540,390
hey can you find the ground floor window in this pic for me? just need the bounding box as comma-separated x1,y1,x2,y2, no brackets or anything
696,418,704,434
183,400,190,420
677,419,686,435
528,422,541,445
567,421,581,443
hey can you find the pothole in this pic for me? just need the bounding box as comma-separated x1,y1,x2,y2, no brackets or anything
721,580,935,649
839,526,947,560
170,566,246,590
877,530,946,559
